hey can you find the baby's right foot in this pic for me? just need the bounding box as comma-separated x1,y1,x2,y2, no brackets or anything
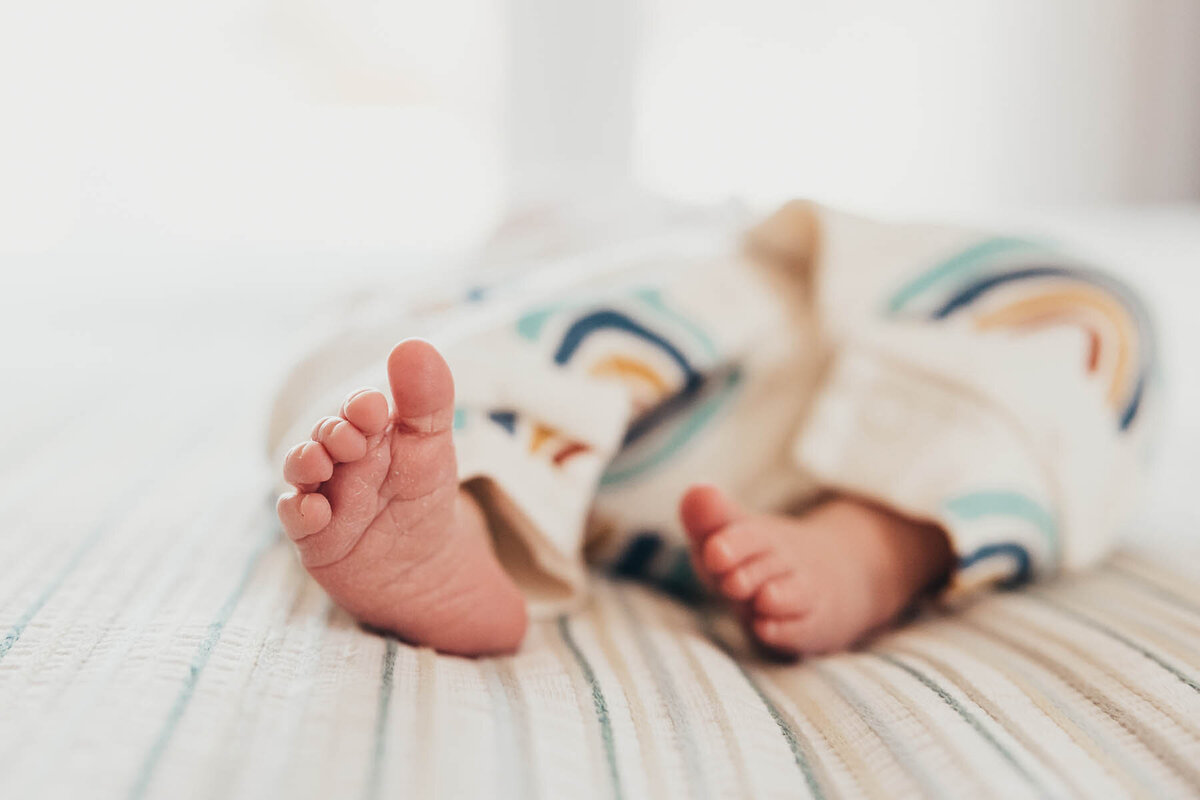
276,339,527,656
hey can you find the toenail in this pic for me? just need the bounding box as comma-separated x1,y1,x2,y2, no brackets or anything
298,493,326,524
343,390,373,415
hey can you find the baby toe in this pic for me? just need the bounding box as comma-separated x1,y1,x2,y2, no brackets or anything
277,491,332,540
283,441,335,488
311,415,339,441
719,555,789,601
701,523,769,575
341,388,390,435
679,484,741,545
313,416,368,463
754,574,813,617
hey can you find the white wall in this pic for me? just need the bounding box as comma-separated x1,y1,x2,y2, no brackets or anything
0,0,506,260
634,0,1200,214
1,0,1197,265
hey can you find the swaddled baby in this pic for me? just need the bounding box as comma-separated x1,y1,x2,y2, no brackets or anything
270,201,1154,656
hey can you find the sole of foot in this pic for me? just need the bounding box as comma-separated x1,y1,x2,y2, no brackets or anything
276,339,528,656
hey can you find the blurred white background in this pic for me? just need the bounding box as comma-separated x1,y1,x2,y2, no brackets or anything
1,0,1198,531
2,0,1198,264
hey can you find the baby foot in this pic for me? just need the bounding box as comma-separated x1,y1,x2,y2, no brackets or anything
680,486,952,656
276,339,527,656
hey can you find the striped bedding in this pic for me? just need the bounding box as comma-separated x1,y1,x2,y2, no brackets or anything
5,204,1200,799
2,393,1199,799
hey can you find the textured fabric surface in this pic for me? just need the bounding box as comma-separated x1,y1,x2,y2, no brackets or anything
2,396,1199,799
4,208,1198,800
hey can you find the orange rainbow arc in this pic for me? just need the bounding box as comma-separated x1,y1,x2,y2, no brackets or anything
973,285,1138,409
913,262,1154,431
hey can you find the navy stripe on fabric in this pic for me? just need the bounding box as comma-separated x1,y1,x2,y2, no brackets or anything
621,374,707,446
613,591,710,800
1,427,212,665
1110,563,1200,614
1119,374,1146,431
557,616,623,800
734,660,826,799
128,523,276,800
365,639,398,800
935,266,1097,319
553,308,698,379
959,543,1033,589
928,263,1155,431
697,611,825,798
554,308,707,446
1033,594,1200,695
875,653,1044,795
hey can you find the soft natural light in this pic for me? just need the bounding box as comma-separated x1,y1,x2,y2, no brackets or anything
3,5,1200,796
0,0,504,261
633,0,1169,214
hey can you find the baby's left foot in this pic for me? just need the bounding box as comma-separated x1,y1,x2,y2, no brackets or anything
680,487,953,656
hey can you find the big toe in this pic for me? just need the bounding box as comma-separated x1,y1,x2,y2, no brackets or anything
679,484,741,544
387,339,456,433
